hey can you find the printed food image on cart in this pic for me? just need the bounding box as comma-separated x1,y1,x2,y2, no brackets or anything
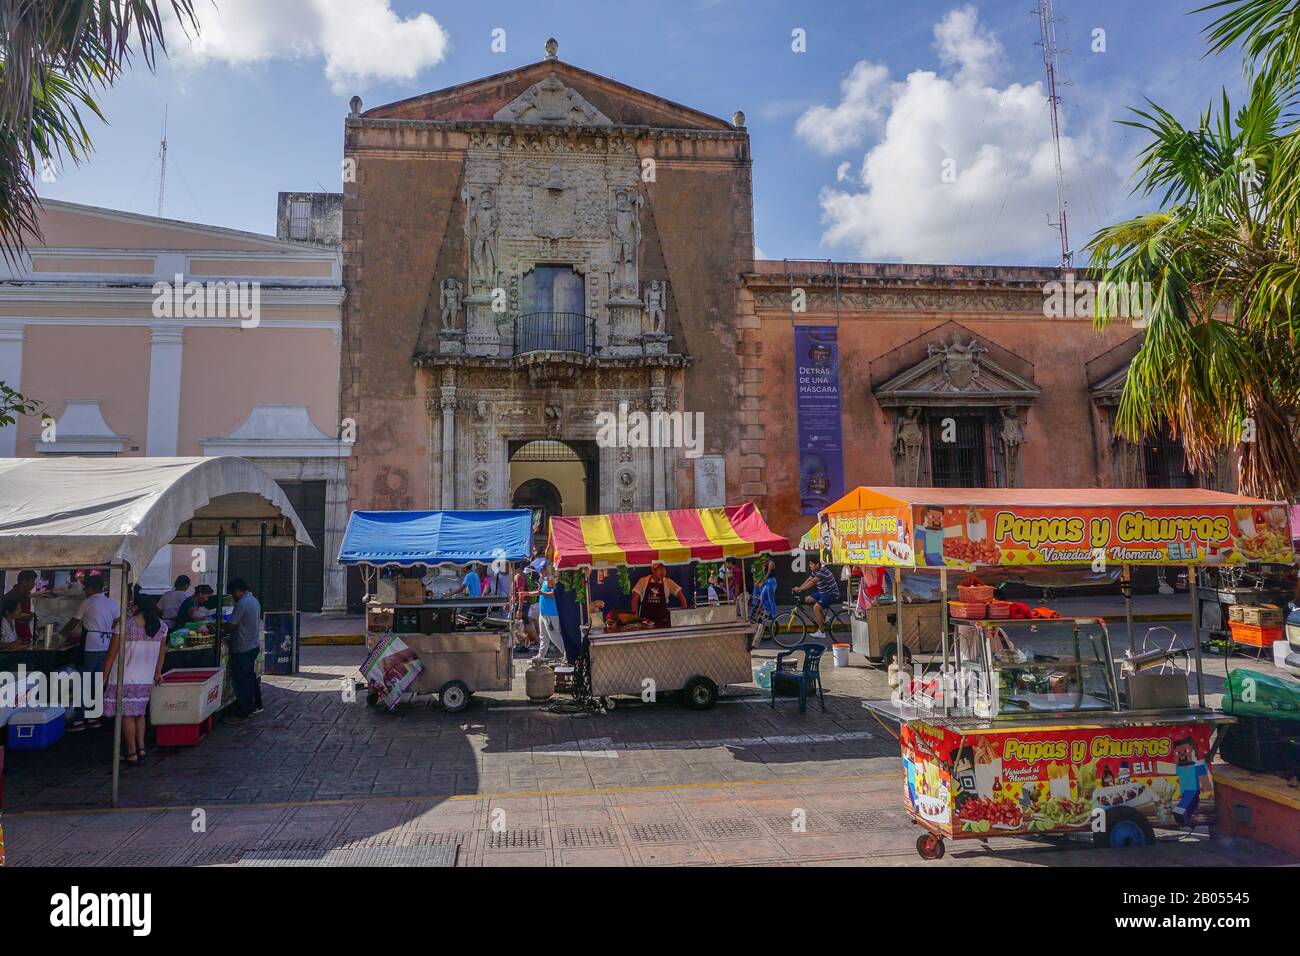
901,722,1215,837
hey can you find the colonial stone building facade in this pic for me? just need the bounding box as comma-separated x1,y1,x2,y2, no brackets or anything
341,41,752,539
341,42,1214,554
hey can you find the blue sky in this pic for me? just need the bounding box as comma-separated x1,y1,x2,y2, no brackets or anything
36,0,1248,265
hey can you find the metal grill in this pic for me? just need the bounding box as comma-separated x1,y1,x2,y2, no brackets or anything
627,821,695,844
514,312,594,354
511,439,582,462
1142,425,1197,488
693,817,764,839
236,845,458,867
830,809,906,831
485,827,547,849
556,825,622,847
928,414,989,487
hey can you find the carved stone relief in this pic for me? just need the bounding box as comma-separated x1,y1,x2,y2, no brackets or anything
492,73,613,126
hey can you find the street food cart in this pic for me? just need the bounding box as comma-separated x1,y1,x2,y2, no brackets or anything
338,509,532,713
547,504,787,710
819,486,1294,859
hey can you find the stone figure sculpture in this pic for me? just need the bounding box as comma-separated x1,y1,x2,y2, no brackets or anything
644,280,668,335
439,278,464,331
610,189,643,294
461,185,497,284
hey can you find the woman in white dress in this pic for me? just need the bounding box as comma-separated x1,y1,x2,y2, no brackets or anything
102,594,169,765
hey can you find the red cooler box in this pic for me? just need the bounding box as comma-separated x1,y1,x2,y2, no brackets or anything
150,668,224,746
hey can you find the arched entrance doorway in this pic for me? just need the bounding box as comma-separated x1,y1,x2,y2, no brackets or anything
509,440,599,543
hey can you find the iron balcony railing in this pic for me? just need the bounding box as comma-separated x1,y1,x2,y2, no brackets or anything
513,312,595,355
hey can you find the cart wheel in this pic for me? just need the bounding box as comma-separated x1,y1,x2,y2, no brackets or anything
365,690,379,707
916,833,945,860
439,680,471,714
1093,807,1155,849
602,696,617,711
881,643,913,667
683,676,719,711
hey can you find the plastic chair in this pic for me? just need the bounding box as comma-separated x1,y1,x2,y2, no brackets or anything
769,643,826,714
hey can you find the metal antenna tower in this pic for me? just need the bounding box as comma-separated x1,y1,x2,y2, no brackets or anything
1037,0,1071,268
156,106,169,218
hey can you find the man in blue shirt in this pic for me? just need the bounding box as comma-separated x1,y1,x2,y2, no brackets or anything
451,564,482,598
223,578,263,721
793,557,840,640
530,568,565,662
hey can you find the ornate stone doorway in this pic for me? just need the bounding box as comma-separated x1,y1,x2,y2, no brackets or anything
508,439,600,519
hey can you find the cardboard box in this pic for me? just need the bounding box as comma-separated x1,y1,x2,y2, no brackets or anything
397,579,425,605
367,607,395,632
1240,604,1283,627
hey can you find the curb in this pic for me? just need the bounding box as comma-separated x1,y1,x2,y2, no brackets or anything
301,634,366,646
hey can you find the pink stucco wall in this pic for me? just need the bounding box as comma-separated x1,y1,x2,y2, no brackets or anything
177,326,339,453
14,325,151,453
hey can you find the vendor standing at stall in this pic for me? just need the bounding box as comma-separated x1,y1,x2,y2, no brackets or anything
60,573,120,731
172,584,215,631
631,562,688,628
156,575,191,624
2,569,37,644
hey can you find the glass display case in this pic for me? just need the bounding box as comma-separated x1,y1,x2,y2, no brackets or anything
953,618,1120,716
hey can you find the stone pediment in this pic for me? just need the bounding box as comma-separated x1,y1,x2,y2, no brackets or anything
494,73,611,126
362,56,736,131
874,334,1040,407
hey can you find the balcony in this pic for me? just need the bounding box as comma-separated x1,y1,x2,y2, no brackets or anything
513,311,595,355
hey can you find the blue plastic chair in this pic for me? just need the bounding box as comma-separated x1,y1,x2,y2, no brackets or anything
769,643,826,714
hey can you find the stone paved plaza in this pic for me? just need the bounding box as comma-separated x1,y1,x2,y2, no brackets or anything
3,628,1294,867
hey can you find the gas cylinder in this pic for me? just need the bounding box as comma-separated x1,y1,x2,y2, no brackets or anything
525,661,556,702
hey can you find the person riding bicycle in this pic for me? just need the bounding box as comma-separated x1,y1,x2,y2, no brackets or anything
793,556,840,639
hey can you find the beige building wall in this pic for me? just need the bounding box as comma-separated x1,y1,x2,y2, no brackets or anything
0,200,350,610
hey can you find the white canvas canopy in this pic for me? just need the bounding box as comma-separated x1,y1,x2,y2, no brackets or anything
0,456,313,571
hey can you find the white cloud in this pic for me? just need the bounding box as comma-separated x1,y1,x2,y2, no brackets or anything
795,5,1118,264
794,60,895,154
933,4,1001,85
166,0,449,94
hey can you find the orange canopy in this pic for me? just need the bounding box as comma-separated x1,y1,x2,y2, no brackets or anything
548,503,789,569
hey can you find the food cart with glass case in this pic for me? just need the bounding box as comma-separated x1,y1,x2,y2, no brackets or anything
819,486,1294,859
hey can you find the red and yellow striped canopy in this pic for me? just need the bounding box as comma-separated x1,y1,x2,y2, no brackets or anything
547,504,789,569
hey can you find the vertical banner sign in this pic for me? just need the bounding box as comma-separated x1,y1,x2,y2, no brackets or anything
794,326,844,515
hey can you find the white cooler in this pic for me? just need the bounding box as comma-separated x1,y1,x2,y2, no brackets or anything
149,667,225,725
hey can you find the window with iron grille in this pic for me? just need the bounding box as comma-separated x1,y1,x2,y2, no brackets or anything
289,200,311,241
1141,423,1198,488
926,413,991,487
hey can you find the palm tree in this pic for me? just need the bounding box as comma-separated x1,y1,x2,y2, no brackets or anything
0,1,196,419
1088,3,1300,499
0,1,197,261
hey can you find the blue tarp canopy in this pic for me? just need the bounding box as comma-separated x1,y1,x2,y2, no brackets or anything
338,510,534,568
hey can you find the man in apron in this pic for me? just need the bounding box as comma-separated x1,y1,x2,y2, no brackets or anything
631,562,687,628
60,573,120,730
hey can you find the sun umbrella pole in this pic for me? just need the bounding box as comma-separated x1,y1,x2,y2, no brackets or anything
1122,565,1135,653
1188,563,1205,708
109,561,130,808
940,567,949,716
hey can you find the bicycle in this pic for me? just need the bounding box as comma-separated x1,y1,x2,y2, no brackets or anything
775,594,847,649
